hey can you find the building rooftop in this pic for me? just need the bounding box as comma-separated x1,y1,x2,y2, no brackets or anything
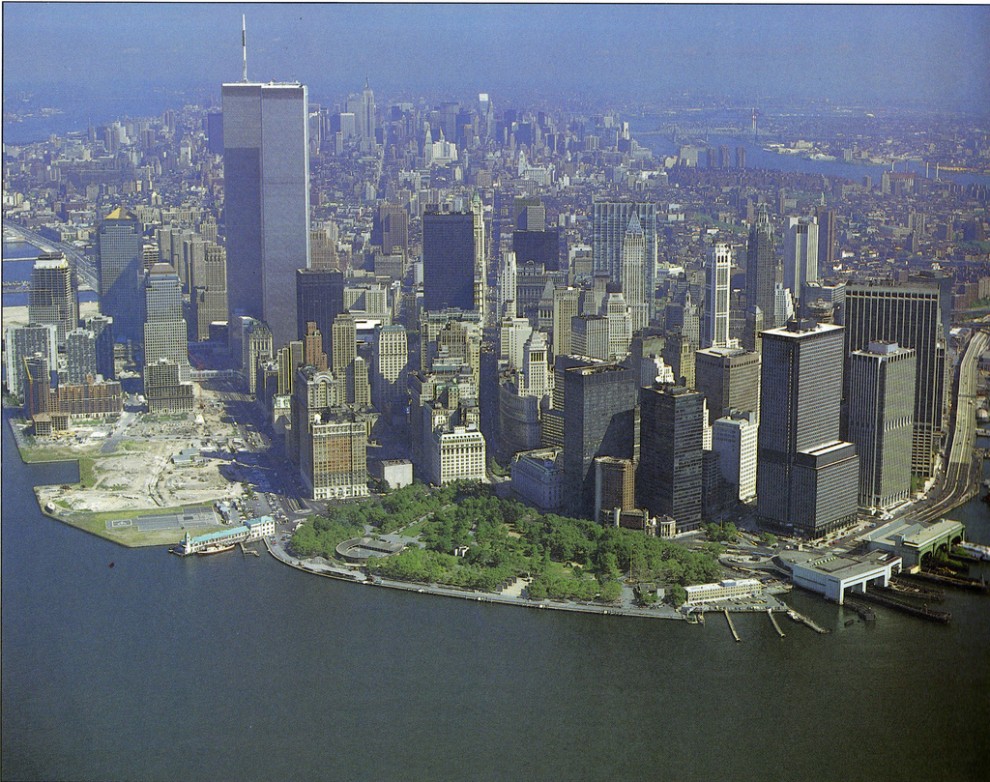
784,548,900,580
864,517,964,549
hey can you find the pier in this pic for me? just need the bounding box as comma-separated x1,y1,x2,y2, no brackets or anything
723,608,741,642
767,609,785,638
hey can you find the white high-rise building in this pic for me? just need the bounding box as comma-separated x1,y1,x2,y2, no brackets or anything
783,216,819,305
520,331,550,398
713,410,758,501
499,316,533,371
605,292,633,360
705,242,733,349
497,250,517,318
223,80,311,348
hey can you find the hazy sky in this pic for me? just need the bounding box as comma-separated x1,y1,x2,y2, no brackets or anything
3,3,989,112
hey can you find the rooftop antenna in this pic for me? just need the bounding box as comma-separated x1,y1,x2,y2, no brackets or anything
241,15,248,82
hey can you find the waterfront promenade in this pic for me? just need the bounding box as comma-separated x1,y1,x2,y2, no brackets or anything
263,535,792,622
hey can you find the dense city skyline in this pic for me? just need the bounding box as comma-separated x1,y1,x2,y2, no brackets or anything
3,3,990,116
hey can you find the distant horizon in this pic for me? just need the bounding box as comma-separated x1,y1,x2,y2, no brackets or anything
3,3,989,119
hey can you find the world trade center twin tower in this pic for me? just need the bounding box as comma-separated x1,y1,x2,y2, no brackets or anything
222,80,311,349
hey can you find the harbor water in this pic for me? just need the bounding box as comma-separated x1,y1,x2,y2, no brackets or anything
2,414,988,781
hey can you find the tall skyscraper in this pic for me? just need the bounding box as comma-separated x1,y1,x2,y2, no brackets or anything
83,314,115,380
847,341,915,510
551,285,580,357
620,215,649,334
296,269,344,350
29,254,77,345
4,324,57,401
97,207,144,343
189,243,228,341
223,80,311,348
592,201,657,319
302,322,329,371
704,241,732,348
562,362,638,518
422,210,475,312
637,383,704,531
472,194,487,321
374,204,408,256
65,328,98,384
843,282,945,478
372,324,409,415
783,216,819,305
757,319,859,537
143,263,190,381
497,250,518,318
815,206,837,275
745,203,777,330
694,346,761,425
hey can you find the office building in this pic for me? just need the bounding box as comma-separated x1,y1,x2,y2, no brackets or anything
638,384,704,530
65,328,98,384
847,342,915,510
594,456,637,524
29,254,77,345
551,286,580,357
704,242,732,349
223,80,311,348
423,210,475,313
783,216,819,305
22,353,53,421
844,282,945,479
295,268,344,352
143,263,190,383
302,322,329,371
757,320,859,537
5,324,57,401
97,207,144,343
815,206,837,275
745,203,777,330
83,314,115,380
301,409,370,500
694,347,761,425
620,215,649,333
712,410,758,501
372,324,408,415
374,204,408,256
592,201,657,319
189,243,228,341
144,358,194,413
472,194,487,321
513,228,560,271
562,363,638,518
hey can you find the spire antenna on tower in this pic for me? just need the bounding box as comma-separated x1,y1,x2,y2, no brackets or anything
241,15,248,82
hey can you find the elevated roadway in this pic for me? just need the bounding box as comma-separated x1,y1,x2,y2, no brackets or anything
3,219,98,291
910,328,988,524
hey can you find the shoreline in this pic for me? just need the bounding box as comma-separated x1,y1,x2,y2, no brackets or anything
262,534,800,623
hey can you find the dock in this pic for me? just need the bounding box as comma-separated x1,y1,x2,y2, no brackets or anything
723,608,741,642
239,541,260,557
767,609,785,638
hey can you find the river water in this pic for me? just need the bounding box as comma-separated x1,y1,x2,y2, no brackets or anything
628,118,990,188
2,413,988,781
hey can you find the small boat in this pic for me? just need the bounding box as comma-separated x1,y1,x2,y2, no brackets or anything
197,543,236,556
